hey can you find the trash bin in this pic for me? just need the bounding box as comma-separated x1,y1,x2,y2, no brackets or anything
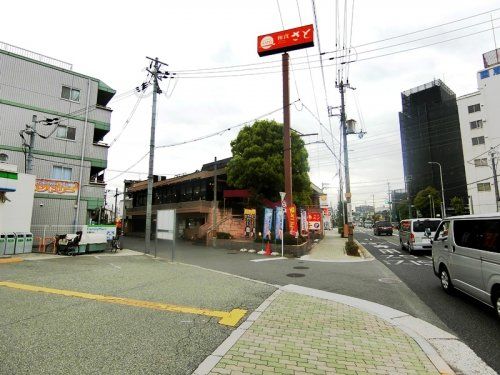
14,232,26,254
4,233,16,255
0,233,6,255
24,233,33,253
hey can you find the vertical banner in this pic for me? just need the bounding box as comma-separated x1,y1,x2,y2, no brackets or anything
263,208,273,239
300,209,308,235
287,204,298,236
274,207,283,240
244,209,256,237
307,211,322,230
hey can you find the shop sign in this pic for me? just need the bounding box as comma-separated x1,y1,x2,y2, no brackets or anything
35,178,78,196
258,24,314,57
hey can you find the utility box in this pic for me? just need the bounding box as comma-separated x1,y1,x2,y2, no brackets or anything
24,233,33,253
14,232,26,254
4,233,16,255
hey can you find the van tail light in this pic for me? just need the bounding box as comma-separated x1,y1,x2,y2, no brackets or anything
410,233,415,243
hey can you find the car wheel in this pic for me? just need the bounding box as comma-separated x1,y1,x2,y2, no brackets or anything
400,239,405,250
494,293,500,319
440,267,454,294
408,243,413,254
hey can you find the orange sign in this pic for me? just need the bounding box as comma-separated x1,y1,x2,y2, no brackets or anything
35,178,79,196
287,204,298,235
258,24,314,57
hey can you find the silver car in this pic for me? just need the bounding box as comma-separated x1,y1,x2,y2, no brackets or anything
399,218,441,254
432,213,500,318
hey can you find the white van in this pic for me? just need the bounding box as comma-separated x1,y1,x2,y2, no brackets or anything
432,213,500,318
399,218,441,254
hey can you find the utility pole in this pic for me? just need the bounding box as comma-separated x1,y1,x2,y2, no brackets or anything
212,157,218,248
26,115,37,174
387,182,392,222
144,57,169,254
282,52,293,208
372,194,375,221
490,149,500,212
114,188,118,223
338,80,354,244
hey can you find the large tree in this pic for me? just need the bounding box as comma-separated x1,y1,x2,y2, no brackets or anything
413,186,441,218
227,119,312,207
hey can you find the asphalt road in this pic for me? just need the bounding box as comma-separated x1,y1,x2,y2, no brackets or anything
123,236,449,332
354,227,500,373
0,254,275,374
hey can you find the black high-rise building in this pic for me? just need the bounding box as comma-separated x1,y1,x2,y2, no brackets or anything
399,79,467,215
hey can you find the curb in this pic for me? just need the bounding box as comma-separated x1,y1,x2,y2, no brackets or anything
0,257,23,264
354,238,373,259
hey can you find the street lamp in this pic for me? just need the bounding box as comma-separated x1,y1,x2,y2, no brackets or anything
428,161,446,218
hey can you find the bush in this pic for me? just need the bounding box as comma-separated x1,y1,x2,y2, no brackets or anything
216,232,232,239
345,241,359,256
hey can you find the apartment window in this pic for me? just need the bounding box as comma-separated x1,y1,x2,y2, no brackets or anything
470,120,483,130
472,136,485,146
477,182,491,192
479,70,490,79
61,86,80,102
51,166,72,180
468,104,481,113
56,125,76,140
474,158,488,167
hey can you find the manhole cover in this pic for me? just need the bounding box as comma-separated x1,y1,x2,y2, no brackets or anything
378,277,402,284
286,273,306,278
293,266,309,270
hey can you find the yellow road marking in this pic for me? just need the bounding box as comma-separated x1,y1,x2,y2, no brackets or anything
0,281,246,327
0,258,23,264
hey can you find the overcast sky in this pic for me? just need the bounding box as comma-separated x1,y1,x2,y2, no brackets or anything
2,0,499,209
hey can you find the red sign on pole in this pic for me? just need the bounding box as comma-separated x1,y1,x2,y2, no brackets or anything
287,204,298,235
257,24,314,57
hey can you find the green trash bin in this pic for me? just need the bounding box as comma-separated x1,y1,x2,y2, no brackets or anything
14,232,26,254
24,233,33,253
0,233,6,255
4,233,16,255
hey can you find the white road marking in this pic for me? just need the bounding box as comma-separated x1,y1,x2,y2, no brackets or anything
250,257,287,262
109,263,121,270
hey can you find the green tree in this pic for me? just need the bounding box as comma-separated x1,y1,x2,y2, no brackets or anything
450,196,465,215
227,119,312,206
396,199,411,220
413,186,441,218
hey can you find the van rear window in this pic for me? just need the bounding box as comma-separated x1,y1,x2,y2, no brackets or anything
412,220,440,232
454,219,500,252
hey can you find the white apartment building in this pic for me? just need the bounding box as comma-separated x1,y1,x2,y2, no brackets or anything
0,42,115,231
457,48,500,214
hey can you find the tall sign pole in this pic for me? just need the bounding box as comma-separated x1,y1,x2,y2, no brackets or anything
339,81,353,244
282,53,292,207
258,24,314,209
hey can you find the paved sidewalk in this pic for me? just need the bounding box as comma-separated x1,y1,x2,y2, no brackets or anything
195,280,494,374
301,230,372,262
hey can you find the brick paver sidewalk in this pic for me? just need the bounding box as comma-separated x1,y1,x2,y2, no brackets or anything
209,292,438,374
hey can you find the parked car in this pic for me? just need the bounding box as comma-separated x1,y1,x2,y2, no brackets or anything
373,221,393,236
432,213,500,319
399,218,441,254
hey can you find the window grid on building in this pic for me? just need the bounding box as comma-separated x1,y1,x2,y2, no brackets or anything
468,103,481,113
470,120,483,130
51,165,72,180
472,136,485,146
477,182,491,192
56,125,76,140
473,158,488,167
61,86,80,102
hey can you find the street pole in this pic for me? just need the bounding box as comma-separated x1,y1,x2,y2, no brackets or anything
490,150,500,212
114,188,118,223
212,157,218,248
428,162,446,218
26,115,37,174
339,81,353,244
282,52,292,208
280,192,286,258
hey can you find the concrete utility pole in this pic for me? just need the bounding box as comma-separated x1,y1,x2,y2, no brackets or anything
26,115,37,174
114,188,118,223
144,57,169,254
490,149,500,212
212,157,218,248
338,80,354,244
282,52,293,208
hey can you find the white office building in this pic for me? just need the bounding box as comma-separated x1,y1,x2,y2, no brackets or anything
0,42,115,233
457,48,500,214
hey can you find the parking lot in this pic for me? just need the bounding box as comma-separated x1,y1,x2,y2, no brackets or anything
0,252,276,374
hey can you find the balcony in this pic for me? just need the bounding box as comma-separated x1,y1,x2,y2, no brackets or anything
127,200,213,216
